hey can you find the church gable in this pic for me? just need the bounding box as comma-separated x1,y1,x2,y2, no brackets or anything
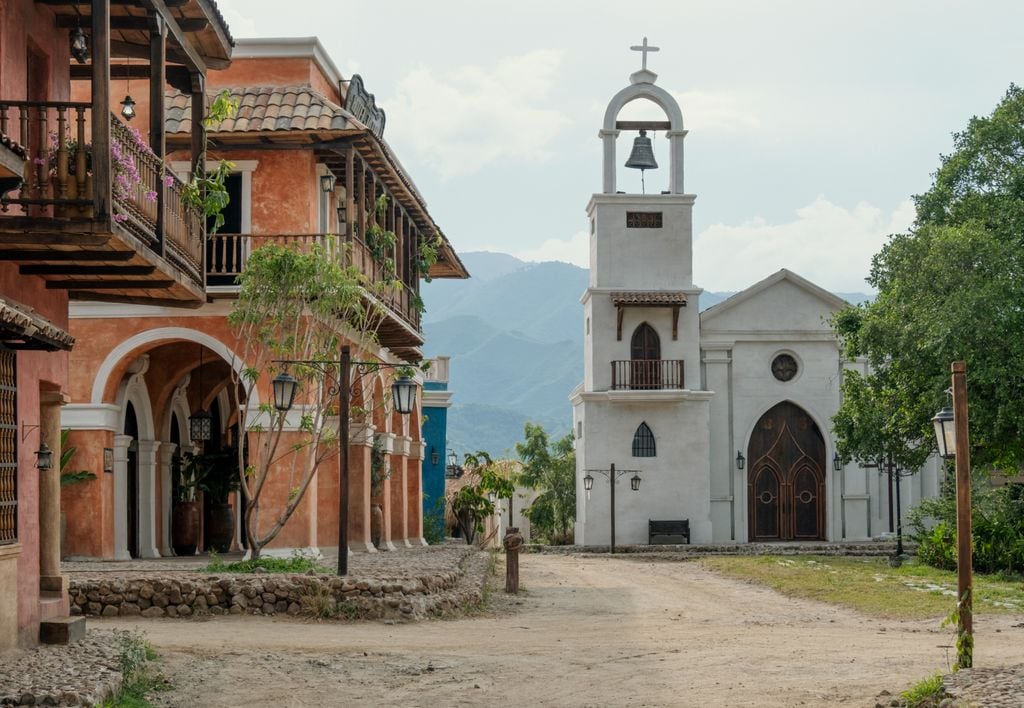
700,269,847,334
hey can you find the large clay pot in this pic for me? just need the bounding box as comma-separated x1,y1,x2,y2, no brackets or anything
370,503,384,549
172,501,200,556
205,502,235,553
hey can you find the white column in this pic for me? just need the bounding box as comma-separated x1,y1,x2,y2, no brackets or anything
666,130,687,194
599,129,619,193
112,434,132,560
157,442,177,557
136,440,162,558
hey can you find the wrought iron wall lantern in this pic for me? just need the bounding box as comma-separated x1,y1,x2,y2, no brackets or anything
430,447,440,466
833,451,842,471
735,451,745,470
35,442,53,471
189,346,213,442
320,173,336,193
69,25,89,64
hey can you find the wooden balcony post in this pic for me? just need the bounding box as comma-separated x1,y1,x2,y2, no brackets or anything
345,148,355,243
357,157,366,243
91,0,112,218
150,13,167,254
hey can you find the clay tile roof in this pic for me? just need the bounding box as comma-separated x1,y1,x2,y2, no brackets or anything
165,85,356,134
0,295,74,351
0,132,27,160
610,291,688,306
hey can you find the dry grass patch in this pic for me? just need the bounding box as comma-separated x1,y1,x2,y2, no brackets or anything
698,555,1024,620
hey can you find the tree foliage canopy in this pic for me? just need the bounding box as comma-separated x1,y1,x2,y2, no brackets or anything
833,85,1024,472
516,423,575,545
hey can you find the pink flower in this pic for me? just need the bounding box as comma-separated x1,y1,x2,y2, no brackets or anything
144,190,158,202
33,157,45,166
163,175,175,187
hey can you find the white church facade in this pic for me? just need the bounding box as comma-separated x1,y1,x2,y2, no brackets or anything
572,43,942,546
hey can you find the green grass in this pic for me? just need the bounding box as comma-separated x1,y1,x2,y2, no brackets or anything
899,672,946,707
204,549,332,575
100,631,168,708
698,555,1024,620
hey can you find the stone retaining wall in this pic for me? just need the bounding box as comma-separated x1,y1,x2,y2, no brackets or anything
68,550,488,622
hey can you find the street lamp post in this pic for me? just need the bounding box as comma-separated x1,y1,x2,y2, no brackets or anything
583,463,641,553
862,453,912,558
272,345,417,576
932,360,972,669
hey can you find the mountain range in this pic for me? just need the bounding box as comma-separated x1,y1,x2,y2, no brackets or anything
420,252,870,458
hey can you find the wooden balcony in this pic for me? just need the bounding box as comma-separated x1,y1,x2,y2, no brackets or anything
0,101,204,307
207,232,424,360
611,359,685,390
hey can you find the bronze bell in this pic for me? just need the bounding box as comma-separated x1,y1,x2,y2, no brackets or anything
624,129,658,171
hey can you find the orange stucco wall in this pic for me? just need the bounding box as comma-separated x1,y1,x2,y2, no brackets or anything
0,0,73,650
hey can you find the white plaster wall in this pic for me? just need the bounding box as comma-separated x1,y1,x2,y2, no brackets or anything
587,194,696,290
576,392,713,545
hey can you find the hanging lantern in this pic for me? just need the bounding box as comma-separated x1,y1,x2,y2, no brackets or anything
630,473,641,492
69,26,89,64
189,409,212,442
583,473,595,492
735,450,745,470
391,376,417,415
120,94,137,121
272,372,299,412
833,451,842,471
320,173,336,193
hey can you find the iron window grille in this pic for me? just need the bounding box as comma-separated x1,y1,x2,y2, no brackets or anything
632,422,656,457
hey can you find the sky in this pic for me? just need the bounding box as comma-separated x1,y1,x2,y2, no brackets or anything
215,0,1024,293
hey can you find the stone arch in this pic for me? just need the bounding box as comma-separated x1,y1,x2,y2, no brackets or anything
600,76,687,194
90,327,260,408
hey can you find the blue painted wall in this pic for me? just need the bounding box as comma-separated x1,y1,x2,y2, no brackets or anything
421,379,449,537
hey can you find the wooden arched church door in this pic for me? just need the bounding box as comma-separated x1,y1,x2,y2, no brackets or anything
630,323,661,389
747,401,826,541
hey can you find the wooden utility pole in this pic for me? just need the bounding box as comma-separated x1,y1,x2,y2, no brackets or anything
952,360,973,669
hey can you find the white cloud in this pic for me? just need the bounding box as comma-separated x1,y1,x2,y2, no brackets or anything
385,50,571,180
614,88,763,134
212,0,258,38
694,198,915,292
512,230,589,268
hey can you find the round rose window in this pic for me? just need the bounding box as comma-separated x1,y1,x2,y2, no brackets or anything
771,354,798,382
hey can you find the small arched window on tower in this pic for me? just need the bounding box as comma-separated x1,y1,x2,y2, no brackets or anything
630,323,661,389
632,422,656,457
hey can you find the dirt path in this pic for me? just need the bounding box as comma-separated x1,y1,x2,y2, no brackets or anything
105,554,1024,707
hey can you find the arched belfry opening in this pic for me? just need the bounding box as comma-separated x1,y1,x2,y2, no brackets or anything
600,37,687,195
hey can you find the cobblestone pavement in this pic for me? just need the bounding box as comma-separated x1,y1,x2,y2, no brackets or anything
0,630,122,706
943,664,1024,707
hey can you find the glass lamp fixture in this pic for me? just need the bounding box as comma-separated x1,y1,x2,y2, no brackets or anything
69,26,89,64
35,442,53,471
932,407,956,459
583,473,594,492
630,473,641,492
391,376,417,415
320,173,336,193
735,451,745,470
272,371,299,413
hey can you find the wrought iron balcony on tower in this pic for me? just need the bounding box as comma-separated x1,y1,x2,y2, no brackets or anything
610,359,684,390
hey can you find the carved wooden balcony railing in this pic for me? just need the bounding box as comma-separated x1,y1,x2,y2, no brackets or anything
0,100,204,291
611,359,685,390
207,232,422,344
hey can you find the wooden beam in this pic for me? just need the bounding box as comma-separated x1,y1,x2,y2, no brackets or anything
615,120,672,131
46,279,174,289
150,12,167,255
36,0,189,6
57,15,209,31
110,39,193,68
67,291,201,309
20,264,156,276
0,250,133,262
70,64,192,92
92,0,113,219
135,0,206,75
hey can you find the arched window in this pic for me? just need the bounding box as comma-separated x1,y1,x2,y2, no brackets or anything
630,323,661,389
632,422,656,457
630,323,660,360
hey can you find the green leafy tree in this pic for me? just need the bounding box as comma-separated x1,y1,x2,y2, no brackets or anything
832,85,1024,474
227,239,404,560
448,451,514,546
515,423,575,544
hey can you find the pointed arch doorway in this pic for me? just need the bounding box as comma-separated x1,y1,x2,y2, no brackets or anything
747,401,826,541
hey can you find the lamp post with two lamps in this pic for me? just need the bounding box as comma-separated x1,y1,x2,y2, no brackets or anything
271,345,418,576
583,464,641,553
931,360,973,669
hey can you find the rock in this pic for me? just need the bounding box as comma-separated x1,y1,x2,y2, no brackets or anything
262,602,275,614
261,592,277,604
177,604,192,617
228,604,242,615
119,603,141,616
287,602,301,615
100,605,119,618
152,593,169,608
231,594,248,609
138,583,154,600
209,606,225,615
141,607,165,618
165,605,178,618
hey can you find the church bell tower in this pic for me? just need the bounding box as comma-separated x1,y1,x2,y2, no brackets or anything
572,38,713,546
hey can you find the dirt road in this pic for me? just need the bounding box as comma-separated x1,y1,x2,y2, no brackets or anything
107,554,1024,707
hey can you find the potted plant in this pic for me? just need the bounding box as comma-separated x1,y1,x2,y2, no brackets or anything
369,436,392,549
198,448,240,553
172,451,205,556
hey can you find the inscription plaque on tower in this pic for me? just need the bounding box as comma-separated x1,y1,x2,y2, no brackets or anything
626,211,663,228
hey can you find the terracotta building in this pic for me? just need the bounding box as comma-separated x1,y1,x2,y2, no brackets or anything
0,0,231,648
61,37,468,562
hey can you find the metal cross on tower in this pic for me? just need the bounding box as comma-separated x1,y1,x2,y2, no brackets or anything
630,36,660,71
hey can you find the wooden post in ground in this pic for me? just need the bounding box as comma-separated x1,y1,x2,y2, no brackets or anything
503,527,523,594
952,360,973,669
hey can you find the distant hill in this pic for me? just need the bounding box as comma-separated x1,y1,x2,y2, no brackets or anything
421,251,870,458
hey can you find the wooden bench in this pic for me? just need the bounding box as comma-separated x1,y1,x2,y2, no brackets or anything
648,519,690,545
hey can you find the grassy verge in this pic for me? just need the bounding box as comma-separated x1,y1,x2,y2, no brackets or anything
899,672,947,707
101,631,168,708
204,549,332,575
698,555,1024,620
